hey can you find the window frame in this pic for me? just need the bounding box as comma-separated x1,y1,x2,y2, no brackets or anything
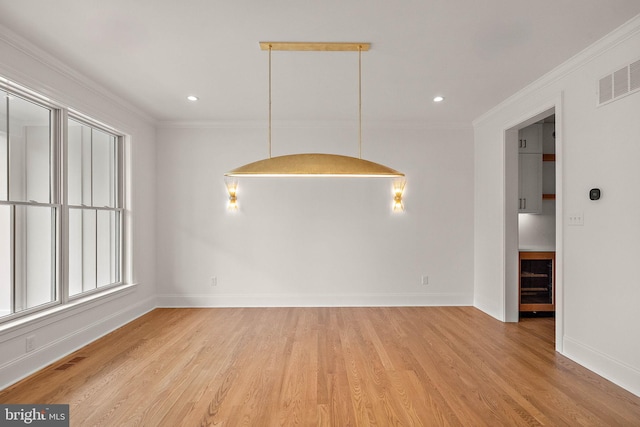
65,113,125,301
0,80,129,325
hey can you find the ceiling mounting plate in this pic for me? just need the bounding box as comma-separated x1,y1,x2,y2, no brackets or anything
259,42,370,51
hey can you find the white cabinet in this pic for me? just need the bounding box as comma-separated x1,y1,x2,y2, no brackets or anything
519,153,542,213
518,123,542,153
518,123,543,213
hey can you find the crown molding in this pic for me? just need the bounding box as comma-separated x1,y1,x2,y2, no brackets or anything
158,119,472,131
157,120,265,129
473,13,640,127
0,23,156,126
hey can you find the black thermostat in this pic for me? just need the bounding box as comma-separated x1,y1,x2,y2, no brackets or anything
590,188,601,200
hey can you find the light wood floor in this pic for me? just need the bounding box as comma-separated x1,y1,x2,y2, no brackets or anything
2,307,640,426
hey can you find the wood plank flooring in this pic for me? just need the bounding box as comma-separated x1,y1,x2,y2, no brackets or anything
1,307,640,426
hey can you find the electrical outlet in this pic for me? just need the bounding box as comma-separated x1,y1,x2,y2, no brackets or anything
210,276,217,287
421,275,429,285
25,335,35,353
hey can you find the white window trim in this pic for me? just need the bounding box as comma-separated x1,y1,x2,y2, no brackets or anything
0,78,133,328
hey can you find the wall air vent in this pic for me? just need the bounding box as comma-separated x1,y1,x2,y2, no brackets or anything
599,74,613,104
630,59,640,92
613,67,629,98
598,58,640,106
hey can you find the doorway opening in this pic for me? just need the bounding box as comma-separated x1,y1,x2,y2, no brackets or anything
504,101,563,352
517,114,556,319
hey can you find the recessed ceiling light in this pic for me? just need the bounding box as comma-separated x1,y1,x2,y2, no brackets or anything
187,95,199,101
433,96,444,103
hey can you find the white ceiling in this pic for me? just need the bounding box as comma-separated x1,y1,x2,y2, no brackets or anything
1,1,639,124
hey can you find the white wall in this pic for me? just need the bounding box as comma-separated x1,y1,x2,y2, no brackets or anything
0,26,157,389
474,15,640,396
156,123,474,307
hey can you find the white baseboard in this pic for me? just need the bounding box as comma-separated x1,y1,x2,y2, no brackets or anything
0,296,156,390
562,335,640,398
156,292,473,308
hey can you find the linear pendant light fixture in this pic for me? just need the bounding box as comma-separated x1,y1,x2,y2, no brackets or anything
224,42,405,178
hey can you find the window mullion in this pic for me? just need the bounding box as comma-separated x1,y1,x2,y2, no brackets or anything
10,204,15,315
4,94,9,199
94,209,98,289
59,108,69,304
90,128,94,208
51,108,57,306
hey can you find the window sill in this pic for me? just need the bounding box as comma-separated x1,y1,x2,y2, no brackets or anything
0,283,138,341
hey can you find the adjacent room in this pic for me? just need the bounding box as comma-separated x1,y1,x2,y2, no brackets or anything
1,1,640,425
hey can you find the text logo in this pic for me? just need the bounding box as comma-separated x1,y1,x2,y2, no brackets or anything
1,404,69,426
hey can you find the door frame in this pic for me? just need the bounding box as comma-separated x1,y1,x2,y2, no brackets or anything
503,94,563,352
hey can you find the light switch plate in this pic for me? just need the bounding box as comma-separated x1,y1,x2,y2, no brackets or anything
568,213,584,226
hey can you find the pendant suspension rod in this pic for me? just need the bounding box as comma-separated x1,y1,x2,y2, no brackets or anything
358,45,362,159
268,44,273,159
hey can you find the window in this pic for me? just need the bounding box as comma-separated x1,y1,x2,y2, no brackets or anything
67,118,122,298
0,91,56,318
0,82,126,323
